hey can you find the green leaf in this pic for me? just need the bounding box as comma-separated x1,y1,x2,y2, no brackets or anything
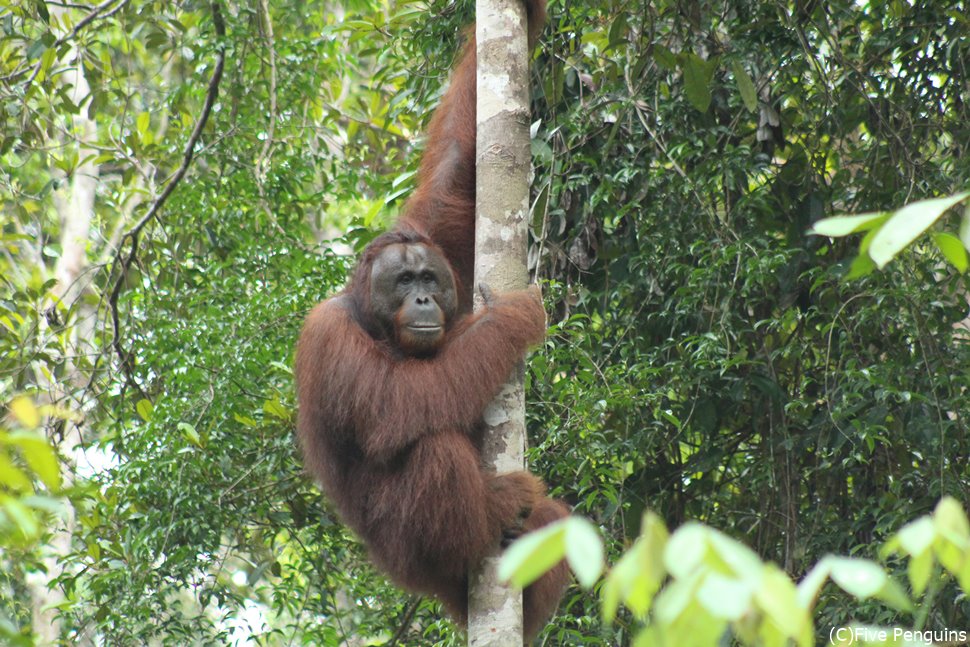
137,112,150,137
136,112,153,145
607,12,629,48
869,192,970,268
664,522,707,579
20,494,64,515
895,516,936,557
0,453,32,492
234,413,258,427
696,572,751,619
681,53,717,113
827,557,886,599
707,529,763,580
34,0,50,22
601,512,668,622
796,557,832,608
26,38,48,60
9,396,40,428
876,577,913,612
933,496,970,542
498,519,567,588
907,546,934,596
1,496,40,538
36,48,57,84
263,398,290,420
564,516,604,588
810,212,888,237
177,422,203,448
933,232,968,271
653,45,677,71
136,399,154,422
932,497,970,578
731,61,757,112
652,573,698,624
7,432,61,491
756,565,810,637
845,252,877,280
531,138,553,164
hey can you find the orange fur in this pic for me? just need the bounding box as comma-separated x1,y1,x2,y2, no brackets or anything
295,0,569,641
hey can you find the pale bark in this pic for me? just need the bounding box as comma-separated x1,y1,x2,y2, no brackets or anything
467,0,532,643
24,5,101,644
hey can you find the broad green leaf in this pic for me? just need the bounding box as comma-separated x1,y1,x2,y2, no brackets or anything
810,212,888,237
9,396,40,428
34,0,50,23
602,512,668,622
602,542,638,622
731,61,758,112
682,53,716,113
26,37,48,61
906,545,933,595
564,516,604,588
263,398,290,420
664,522,707,579
933,232,968,271
796,557,832,608
531,138,553,164
895,516,936,557
845,252,877,280
932,497,970,577
607,12,629,48
652,573,698,624
707,529,763,580
36,48,57,84
177,423,203,448
7,432,61,491
696,572,751,620
0,453,32,492
20,494,64,515
653,45,677,71
498,519,567,588
136,399,154,422
1,496,40,538
828,557,886,599
869,192,970,268
876,576,913,612
137,112,150,138
935,535,965,576
756,565,810,640
933,496,970,542
633,626,661,647
391,169,416,188
234,413,258,427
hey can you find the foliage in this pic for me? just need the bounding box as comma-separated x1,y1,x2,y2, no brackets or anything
0,396,64,645
502,497,970,646
1,0,969,644
811,192,970,277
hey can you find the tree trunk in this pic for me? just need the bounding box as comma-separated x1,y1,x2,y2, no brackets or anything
24,5,101,644
467,0,532,643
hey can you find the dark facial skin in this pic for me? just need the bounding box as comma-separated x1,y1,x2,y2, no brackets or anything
369,243,458,355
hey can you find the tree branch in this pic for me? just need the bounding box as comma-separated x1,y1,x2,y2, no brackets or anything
106,0,226,392
255,0,278,184
2,0,131,86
